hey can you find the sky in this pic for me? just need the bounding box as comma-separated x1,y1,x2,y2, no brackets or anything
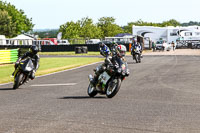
3,0,200,29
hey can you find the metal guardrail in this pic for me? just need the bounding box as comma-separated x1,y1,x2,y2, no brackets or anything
0,49,18,64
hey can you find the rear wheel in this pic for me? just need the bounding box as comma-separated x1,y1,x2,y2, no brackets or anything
13,73,23,89
87,83,97,97
106,78,121,98
138,54,141,63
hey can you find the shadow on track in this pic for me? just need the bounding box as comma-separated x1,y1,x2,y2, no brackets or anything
0,88,14,91
127,62,136,64
59,96,106,99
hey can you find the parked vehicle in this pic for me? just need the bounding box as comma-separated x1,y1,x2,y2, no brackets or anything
155,40,165,51
97,41,112,45
43,38,58,45
57,39,70,45
155,40,171,51
131,46,141,63
13,58,34,89
88,57,129,98
86,39,101,44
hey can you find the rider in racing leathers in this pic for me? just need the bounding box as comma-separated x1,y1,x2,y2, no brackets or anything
13,45,40,80
90,42,129,86
131,39,143,57
90,42,113,86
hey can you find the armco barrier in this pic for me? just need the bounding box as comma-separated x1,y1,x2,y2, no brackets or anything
40,44,130,52
41,44,100,52
0,49,18,64
0,44,130,53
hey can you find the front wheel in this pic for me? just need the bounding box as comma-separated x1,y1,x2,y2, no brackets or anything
106,78,121,98
13,73,23,89
135,54,139,63
87,83,97,97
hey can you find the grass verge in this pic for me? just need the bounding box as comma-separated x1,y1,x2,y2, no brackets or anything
0,57,103,84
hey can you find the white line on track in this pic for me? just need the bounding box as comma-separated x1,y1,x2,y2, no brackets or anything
31,83,77,87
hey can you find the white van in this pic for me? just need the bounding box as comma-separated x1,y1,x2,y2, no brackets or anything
179,31,200,41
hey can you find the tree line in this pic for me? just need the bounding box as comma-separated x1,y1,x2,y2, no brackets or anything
0,1,34,37
1,1,200,39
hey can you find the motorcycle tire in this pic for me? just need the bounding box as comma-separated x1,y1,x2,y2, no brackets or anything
87,83,97,97
106,78,121,98
135,54,139,63
138,54,141,63
13,73,23,89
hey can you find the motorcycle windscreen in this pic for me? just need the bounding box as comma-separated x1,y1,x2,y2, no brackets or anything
20,58,34,72
115,58,128,74
116,58,126,68
134,47,140,53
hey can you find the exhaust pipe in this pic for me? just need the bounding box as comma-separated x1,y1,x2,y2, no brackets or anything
88,75,93,82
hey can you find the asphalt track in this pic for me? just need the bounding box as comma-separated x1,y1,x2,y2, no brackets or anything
0,55,200,133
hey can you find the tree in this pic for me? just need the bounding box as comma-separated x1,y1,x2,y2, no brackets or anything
0,10,15,37
161,19,180,27
181,21,200,26
0,1,34,37
123,22,135,34
79,17,103,39
59,21,81,40
97,17,124,37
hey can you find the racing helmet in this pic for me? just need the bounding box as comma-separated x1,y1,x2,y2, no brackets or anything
30,45,39,54
99,42,105,47
117,45,127,57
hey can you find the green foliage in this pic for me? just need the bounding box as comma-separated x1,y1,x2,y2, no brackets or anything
0,1,34,37
0,10,14,36
181,21,200,26
97,17,124,38
79,17,103,39
59,17,124,41
59,21,81,39
161,19,180,27
59,17,103,42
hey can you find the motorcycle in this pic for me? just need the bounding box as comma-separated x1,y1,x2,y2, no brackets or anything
13,57,34,89
131,46,141,63
88,58,129,98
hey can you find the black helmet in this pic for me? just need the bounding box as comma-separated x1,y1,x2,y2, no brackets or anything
99,42,105,47
30,45,38,54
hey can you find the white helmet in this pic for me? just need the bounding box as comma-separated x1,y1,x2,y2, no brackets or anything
117,45,127,57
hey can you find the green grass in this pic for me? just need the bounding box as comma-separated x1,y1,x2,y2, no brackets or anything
0,57,103,84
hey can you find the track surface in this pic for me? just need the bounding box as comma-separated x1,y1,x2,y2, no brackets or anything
0,55,200,133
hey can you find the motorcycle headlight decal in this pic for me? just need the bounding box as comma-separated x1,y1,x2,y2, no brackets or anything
117,68,122,73
122,64,126,70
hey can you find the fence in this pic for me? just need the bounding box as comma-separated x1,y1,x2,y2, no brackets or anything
40,43,131,52
0,49,19,64
0,43,131,53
